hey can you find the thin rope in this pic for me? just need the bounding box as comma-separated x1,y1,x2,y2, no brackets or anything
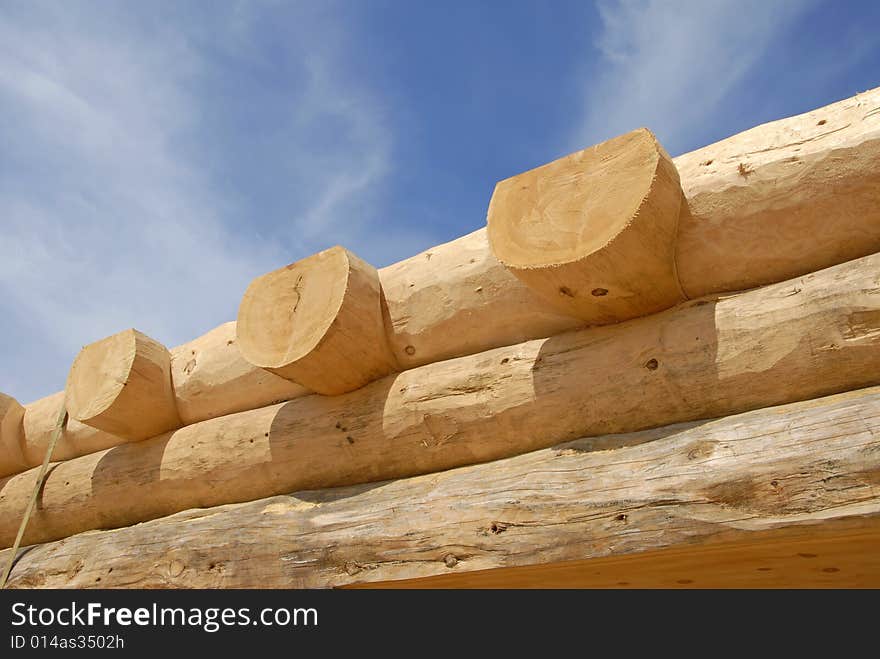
0,403,68,588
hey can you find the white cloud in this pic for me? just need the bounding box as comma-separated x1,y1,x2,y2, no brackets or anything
0,2,399,401
575,0,817,154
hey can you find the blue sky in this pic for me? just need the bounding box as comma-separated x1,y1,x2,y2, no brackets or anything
1,0,878,402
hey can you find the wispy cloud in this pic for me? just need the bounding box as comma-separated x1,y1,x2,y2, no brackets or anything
0,1,397,401
574,0,817,154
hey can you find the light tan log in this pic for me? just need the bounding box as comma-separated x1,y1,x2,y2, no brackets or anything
237,246,398,395
6,87,879,472
487,128,686,323
380,228,581,368
674,87,880,297
1,252,878,549
65,329,181,440
3,385,878,588
388,86,880,368
170,321,308,426
20,392,124,467
0,393,27,478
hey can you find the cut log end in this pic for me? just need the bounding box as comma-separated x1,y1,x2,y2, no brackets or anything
0,393,27,477
487,128,686,324
65,329,180,441
237,246,398,396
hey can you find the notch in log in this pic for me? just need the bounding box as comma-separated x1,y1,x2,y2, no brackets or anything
0,393,27,478
237,246,398,396
487,128,687,324
65,329,181,441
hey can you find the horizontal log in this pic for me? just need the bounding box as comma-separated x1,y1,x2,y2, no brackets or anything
389,86,880,369
10,87,880,472
674,88,880,297
19,392,126,469
0,393,26,477
4,385,879,588
170,322,307,426
1,252,878,549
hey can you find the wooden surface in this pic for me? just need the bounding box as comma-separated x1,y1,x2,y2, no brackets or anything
66,329,181,440
351,516,880,588
388,86,880,370
674,86,880,297
380,228,581,369
0,393,26,477
8,86,880,472
3,385,878,588
170,321,307,425
19,392,124,468
0,252,878,549
237,246,398,395
488,128,685,323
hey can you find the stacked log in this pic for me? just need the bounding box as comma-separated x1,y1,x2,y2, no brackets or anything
6,88,878,475
169,321,307,426
2,88,879,589
1,252,878,548
0,394,27,477
3,385,878,588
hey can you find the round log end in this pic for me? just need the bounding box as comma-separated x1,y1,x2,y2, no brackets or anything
487,128,686,324
237,246,398,395
66,329,181,440
0,392,27,477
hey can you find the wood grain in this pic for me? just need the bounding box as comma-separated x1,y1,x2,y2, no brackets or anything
3,385,879,588
1,252,878,548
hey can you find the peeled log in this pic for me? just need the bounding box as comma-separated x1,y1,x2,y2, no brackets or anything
386,87,880,367
237,246,398,395
3,386,879,588
674,87,880,297
21,392,123,467
0,393,26,478
170,322,308,425
65,329,181,440
487,128,686,323
5,87,878,473
380,229,581,369
1,253,878,549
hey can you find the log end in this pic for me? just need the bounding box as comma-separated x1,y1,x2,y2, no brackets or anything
487,128,686,324
237,246,398,395
0,393,27,478
66,329,180,441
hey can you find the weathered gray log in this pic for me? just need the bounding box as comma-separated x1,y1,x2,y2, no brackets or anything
3,385,878,588
0,252,878,550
